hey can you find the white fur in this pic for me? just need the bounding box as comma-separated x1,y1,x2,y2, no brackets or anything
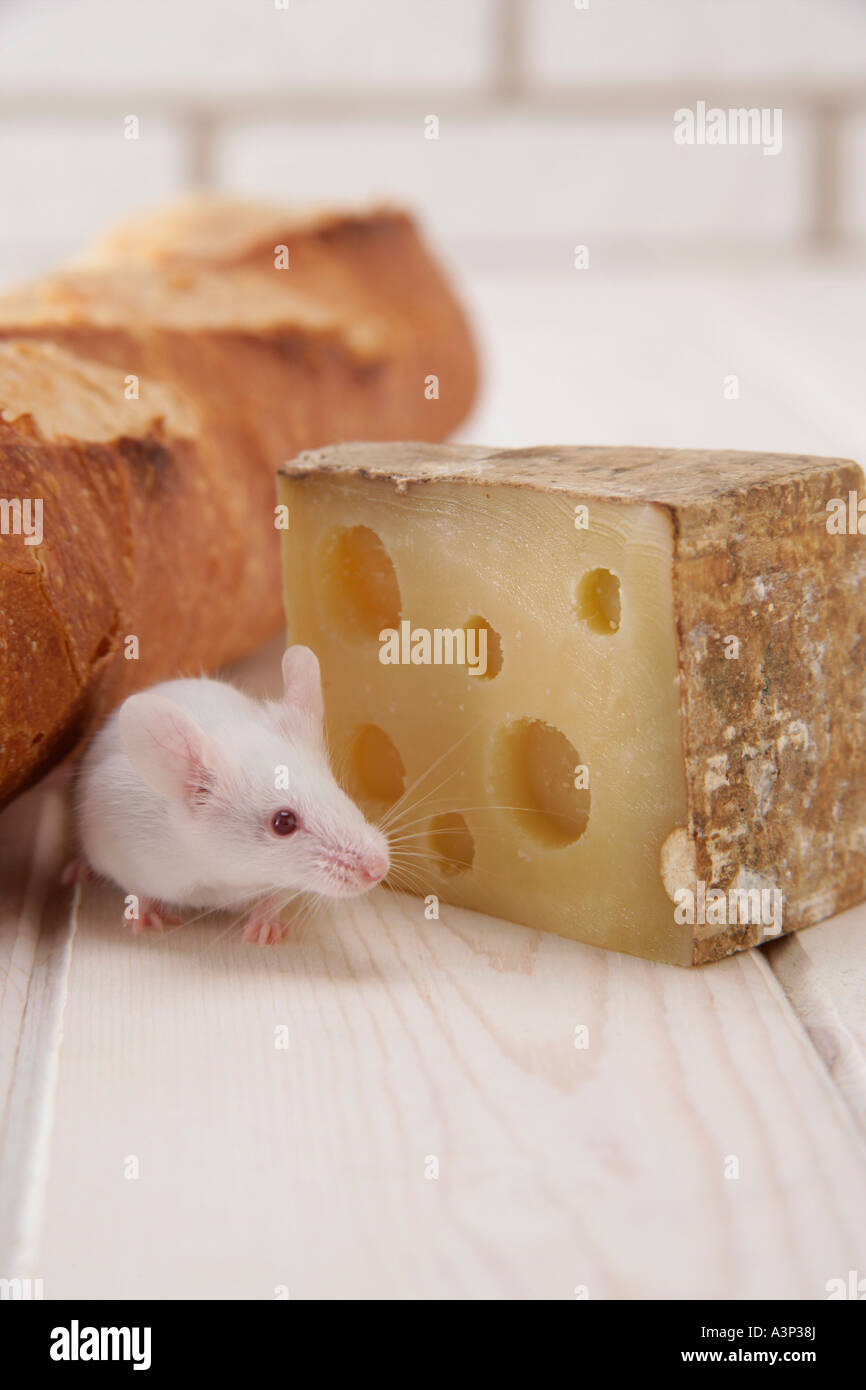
76,648,390,912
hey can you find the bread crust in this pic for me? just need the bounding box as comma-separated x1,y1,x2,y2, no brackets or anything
0,201,479,806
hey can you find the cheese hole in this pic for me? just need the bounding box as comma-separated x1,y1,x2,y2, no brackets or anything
463,616,503,679
347,724,405,805
576,567,621,635
494,718,590,848
428,813,475,876
320,525,401,640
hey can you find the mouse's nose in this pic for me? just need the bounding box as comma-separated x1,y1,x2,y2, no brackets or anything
360,850,389,884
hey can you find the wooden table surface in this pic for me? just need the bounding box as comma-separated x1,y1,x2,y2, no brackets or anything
1,262,865,1300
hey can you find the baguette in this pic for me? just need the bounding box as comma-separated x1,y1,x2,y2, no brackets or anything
0,199,478,807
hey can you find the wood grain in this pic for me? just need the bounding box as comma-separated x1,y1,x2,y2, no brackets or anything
766,907,866,1138
7,878,863,1300
2,268,865,1300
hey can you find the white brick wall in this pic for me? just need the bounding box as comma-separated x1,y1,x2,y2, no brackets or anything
0,0,496,93
526,0,866,85
0,0,863,284
841,115,866,238
0,121,185,279
220,113,812,250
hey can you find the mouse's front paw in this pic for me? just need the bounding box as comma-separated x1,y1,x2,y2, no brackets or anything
242,907,290,946
132,898,183,934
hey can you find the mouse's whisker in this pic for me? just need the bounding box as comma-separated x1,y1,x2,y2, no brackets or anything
377,718,486,830
382,786,565,839
386,855,439,888
388,826,503,844
380,784,465,835
206,913,251,951
202,888,309,951
286,890,329,938
378,780,477,841
396,802,589,824
380,757,469,821
384,864,430,897
174,891,256,931
281,887,329,930
386,845,511,891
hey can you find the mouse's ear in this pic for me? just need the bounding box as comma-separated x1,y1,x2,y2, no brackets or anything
280,646,324,725
118,693,223,802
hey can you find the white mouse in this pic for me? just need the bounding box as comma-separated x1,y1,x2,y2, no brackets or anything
65,645,390,944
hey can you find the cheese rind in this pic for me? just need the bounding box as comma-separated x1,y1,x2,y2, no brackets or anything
278,443,866,966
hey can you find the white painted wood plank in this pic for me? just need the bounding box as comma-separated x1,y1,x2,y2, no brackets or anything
0,782,71,1136
3,269,866,1301
0,782,77,1279
0,785,51,1122
766,906,866,1137
26,880,866,1300
688,274,866,1135
455,266,866,462
694,270,866,466
458,264,866,1141
0,886,77,1280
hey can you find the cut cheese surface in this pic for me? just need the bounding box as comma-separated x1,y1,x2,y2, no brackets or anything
278,442,866,966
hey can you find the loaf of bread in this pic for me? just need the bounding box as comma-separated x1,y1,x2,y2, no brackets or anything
0,199,478,807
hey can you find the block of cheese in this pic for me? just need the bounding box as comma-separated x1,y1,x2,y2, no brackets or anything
278,442,866,965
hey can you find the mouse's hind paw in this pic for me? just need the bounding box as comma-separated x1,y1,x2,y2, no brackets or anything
131,899,183,934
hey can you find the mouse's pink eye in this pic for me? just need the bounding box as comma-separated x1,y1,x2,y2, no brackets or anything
271,809,299,837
